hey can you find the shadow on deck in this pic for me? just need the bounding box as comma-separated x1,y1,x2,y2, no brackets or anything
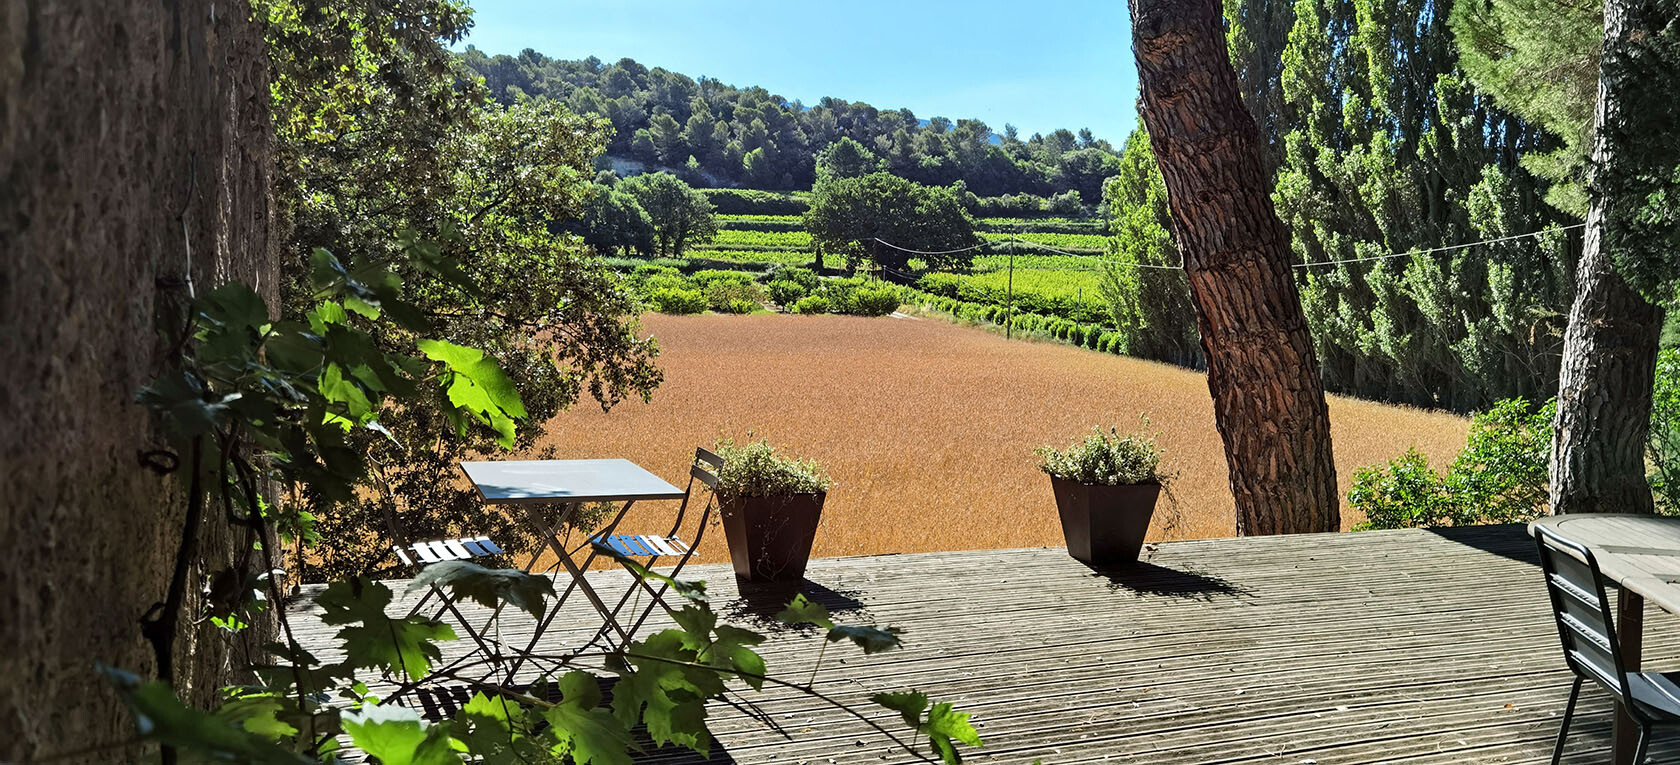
289,524,1680,764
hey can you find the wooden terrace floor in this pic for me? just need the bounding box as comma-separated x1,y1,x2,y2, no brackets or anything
289,525,1680,763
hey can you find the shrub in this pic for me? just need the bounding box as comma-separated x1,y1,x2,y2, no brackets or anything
646,287,705,314
703,280,762,312
766,265,819,290
766,279,809,306
791,295,832,314
640,273,694,292
1035,426,1165,486
843,285,901,316
1048,190,1086,216
632,263,680,280
1069,325,1087,346
691,269,755,287
698,188,809,215
1350,397,1555,529
714,437,832,497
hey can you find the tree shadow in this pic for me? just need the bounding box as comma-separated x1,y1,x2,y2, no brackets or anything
721,578,869,633
1088,559,1250,601
1427,523,1537,566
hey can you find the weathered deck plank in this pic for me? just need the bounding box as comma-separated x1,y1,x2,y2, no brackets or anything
288,525,1680,763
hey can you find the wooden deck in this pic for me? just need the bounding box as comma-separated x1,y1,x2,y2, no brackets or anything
289,525,1680,763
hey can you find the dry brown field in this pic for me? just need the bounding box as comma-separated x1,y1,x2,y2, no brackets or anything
528,313,1469,566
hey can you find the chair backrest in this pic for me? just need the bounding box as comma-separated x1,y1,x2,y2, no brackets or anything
692,446,723,490
1535,524,1635,702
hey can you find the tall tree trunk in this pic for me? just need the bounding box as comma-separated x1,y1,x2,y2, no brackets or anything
1548,0,1668,515
1131,0,1340,534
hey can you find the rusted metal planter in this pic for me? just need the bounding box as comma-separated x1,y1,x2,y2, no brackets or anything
1050,477,1161,566
719,491,826,582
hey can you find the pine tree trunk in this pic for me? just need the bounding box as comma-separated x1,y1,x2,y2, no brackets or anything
1548,0,1667,515
1131,0,1340,534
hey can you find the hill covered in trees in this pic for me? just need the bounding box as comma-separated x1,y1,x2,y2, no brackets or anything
458,47,1124,200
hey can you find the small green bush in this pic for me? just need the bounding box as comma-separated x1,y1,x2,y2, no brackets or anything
766,279,810,307
843,285,901,316
640,273,694,292
714,437,831,497
691,269,755,288
791,295,833,314
703,280,762,312
647,287,705,314
1350,398,1555,529
768,265,819,290
632,263,680,280
1035,427,1165,486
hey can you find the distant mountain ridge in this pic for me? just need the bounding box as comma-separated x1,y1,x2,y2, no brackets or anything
459,47,1123,201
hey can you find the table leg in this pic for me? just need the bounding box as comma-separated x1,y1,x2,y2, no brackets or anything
1615,587,1645,765
520,502,629,643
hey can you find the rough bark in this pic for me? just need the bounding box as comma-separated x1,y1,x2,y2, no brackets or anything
1130,0,1340,535
1548,0,1668,515
0,1,274,760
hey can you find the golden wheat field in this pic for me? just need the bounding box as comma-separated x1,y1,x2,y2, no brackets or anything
522,313,1469,566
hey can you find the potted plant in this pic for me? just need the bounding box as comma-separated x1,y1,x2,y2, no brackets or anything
1036,426,1169,566
714,438,833,582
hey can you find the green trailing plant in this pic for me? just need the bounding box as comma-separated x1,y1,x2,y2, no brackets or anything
714,438,833,498
1035,426,1166,486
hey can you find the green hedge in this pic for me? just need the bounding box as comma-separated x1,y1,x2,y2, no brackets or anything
905,289,1127,357
913,272,1107,324
699,188,809,215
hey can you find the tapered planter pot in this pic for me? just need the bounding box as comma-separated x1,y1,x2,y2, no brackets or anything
719,491,826,582
1050,477,1161,566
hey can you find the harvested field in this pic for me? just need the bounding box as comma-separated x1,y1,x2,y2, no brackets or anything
530,313,1468,565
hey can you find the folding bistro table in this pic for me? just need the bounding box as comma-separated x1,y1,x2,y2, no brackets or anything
1529,514,1680,764
459,458,687,667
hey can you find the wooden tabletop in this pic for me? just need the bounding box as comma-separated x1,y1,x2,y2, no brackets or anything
459,458,686,505
1530,514,1680,615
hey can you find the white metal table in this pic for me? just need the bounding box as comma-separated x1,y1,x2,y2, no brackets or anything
460,458,686,665
1529,513,1680,764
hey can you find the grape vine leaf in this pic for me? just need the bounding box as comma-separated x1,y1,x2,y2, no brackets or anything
826,623,904,654
450,692,546,765
341,703,459,765
543,671,635,765
775,593,834,629
99,666,307,764
593,543,709,603
613,630,721,754
416,339,526,447
316,577,456,680
870,691,982,764
406,560,555,619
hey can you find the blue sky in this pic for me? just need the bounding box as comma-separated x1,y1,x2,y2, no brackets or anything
458,0,1140,143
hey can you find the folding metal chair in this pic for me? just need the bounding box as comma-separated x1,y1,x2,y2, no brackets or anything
502,448,722,678
371,471,514,678
1536,525,1680,764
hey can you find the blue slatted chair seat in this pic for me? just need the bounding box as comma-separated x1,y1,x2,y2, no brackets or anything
591,533,690,558
393,535,505,566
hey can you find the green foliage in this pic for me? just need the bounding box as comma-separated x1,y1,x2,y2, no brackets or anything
461,49,1121,199
619,172,719,256
567,183,657,257
646,287,707,315
1099,129,1200,368
1450,0,1600,216
816,136,884,180
792,295,834,314
697,188,809,215
869,691,984,764
260,0,663,579
714,438,832,497
1350,398,1555,529
842,284,904,317
1650,349,1680,513
316,578,457,681
766,279,811,306
405,560,557,620
1265,0,1578,410
804,172,981,272
1035,426,1165,486
99,667,306,764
